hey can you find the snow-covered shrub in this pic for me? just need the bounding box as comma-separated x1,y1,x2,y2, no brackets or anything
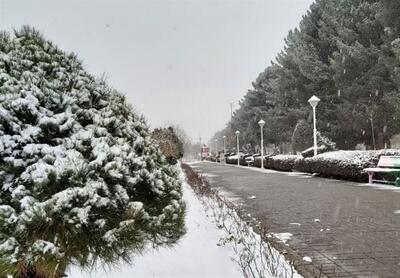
226,153,245,165
0,27,185,277
318,132,337,150
225,156,236,164
265,155,301,172
294,150,400,182
253,156,265,168
301,132,337,158
253,154,300,171
239,154,253,166
301,145,330,158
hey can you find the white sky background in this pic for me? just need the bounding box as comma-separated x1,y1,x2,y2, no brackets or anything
0,0,313,141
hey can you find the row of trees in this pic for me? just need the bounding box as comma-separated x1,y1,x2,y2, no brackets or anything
212,0,400,152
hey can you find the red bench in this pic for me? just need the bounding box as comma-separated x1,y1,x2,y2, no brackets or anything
364,156,400,185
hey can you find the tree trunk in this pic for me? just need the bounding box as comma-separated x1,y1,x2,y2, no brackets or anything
386,137,391,149
377,132,385,150
21,267,46,278
20,266,65,278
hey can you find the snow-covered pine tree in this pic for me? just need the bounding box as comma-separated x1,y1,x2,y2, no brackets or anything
0,26,185,278
152,127,184,165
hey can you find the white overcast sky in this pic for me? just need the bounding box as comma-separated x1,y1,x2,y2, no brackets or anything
0,0,313,141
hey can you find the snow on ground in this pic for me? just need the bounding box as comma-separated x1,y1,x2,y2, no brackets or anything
184,161,201,164
220,162,313,179
200,193,301,278
215,187,243,203
242,166,312,179
270,233,293,243
68,182,242,278
202,173,219,178
355,182,400,192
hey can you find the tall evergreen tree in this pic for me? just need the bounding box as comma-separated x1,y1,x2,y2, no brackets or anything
212,0,400,151
0,27,185,278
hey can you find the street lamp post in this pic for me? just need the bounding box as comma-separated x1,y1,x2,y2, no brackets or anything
235,130,240,166
258,119,265,169
308,95,320,156
223,135,226,163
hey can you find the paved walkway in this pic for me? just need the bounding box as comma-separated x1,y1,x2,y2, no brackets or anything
189,162,400,278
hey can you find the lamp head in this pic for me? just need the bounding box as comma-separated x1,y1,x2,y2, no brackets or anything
308,95,320,108
258,119,265,127
235,130,240,136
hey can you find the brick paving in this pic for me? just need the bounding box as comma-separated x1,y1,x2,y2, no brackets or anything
189,162,400,278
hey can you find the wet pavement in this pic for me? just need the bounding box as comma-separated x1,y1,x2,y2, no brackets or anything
189,162,400,278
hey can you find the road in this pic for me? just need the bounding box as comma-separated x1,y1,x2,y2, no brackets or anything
189,161,400,278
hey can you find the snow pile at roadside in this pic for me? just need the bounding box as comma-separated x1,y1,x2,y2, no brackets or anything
271,155,302,161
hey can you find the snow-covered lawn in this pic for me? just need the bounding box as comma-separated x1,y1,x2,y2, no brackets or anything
67,182,242,278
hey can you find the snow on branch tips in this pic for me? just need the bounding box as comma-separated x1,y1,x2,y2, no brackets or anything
0,26,185,278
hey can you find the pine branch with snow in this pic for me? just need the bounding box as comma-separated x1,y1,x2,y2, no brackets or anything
0,26,185,278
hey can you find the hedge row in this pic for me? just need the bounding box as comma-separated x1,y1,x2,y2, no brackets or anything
254,155,301,172
294,150,400,182
301,145,330,158
226,150,400,183
226,155,245,166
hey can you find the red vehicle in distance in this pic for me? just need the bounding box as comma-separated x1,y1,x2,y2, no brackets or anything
200,145,209,161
